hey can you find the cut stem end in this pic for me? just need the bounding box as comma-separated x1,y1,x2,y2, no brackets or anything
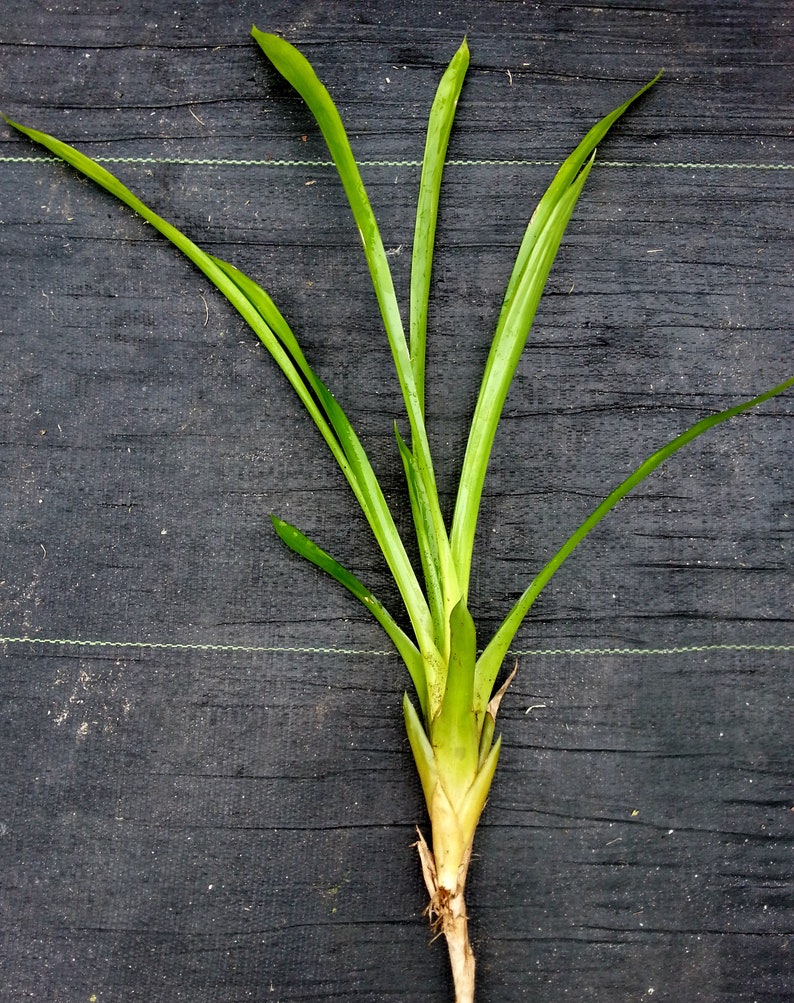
415,828,476,1003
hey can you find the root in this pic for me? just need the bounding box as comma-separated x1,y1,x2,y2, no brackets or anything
414,828,476,1003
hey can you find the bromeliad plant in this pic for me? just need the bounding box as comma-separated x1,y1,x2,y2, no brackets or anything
5,29,792,1002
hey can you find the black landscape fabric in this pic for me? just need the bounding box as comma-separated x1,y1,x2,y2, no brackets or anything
0,2,791,1001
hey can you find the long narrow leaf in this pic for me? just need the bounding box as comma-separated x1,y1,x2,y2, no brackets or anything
450,74,662,599
473,375,794,712
0,118,351,475
396,429,447,655
410,38,470,414
271,515,428,714
451,153,596,596
250,33,431,475
251,29,454,609
1,115,435,648
501,72,662,314
251,29,406,371
211,256,434,643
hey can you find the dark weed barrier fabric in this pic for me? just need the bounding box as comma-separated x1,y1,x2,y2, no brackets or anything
0,2,791,1000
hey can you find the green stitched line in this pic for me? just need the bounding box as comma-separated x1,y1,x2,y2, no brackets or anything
1,154,792,170
0,635,390,657
1,635,790,658
511,642,794,657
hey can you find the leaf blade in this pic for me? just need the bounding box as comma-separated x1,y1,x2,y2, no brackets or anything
250,31,421,449
212,256,435,644
410,38,470,414
271,515,428,713
474,376,794,710
450,74,662,600
1,115,436,649
250,28,456,626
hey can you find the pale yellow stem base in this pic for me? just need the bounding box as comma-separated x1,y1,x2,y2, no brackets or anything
415,828,475,1003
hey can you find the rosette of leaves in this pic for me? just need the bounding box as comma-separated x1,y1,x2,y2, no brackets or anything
4,29,791,1002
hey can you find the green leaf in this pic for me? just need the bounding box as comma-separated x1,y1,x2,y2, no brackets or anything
0,119,350,476
474,375,794,711
450,73,662,600
251,28,455,625
0,115,438,653
403,692,439,806
212,256,434,644
410,38,470,414
396,427,447,656
271,515,428,714
501,72,662,314
250,30,404,356
250,32,428,468
428,599,479,802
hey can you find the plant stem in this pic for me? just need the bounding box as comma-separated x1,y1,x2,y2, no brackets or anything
416,830,476,1002
445,893,475,1003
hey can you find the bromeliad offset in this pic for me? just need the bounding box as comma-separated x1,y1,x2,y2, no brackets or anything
5,30,792,1002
